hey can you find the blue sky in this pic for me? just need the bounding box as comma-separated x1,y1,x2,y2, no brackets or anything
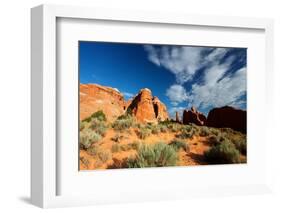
79,41,246,117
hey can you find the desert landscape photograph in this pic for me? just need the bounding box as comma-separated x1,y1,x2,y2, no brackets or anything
79,41,247,170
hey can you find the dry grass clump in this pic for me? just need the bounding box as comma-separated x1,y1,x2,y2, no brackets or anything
112,114,135,131
127,142,178,168
136,126,152,139
169,140,190,152
80,129,101,149
204,140,240,164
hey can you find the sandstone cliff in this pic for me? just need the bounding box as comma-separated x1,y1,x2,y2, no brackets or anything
127,88,169,123
80,84,126,122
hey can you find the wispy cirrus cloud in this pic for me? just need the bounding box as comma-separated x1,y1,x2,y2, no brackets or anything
144,45,209,84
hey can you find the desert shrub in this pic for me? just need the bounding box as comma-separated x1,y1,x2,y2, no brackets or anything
204,140,240,164
127,142,178,168
80,122,85,131
159,120,175,126
137,126,152,139
80,129,101,149
150,125,161,134
80,156,90,167
111,144,121,153
176,128,194,139
112,115,134,131
91,110,106,122
159,125,168,133
131,141,142,150
98,150,112,163
210,128,220,136
90,118,107,136
169,140,190,152
87,145,99,156
82,110,106,123
232,138,247,155
168,123,182,132
199,126,211,137
120,144,134,151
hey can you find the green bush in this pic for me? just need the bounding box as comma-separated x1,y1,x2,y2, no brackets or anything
91,110,106,122
131,141,142,150
169,140,190,152
204,140,240,164
98,150,112,163
127,142,178,168
90,118,107,136
159,125,168,133
80,122,85,131
176,128,194,139
82,110,106,123
137,127,152,139
168,123,182,132
232,138,247,155
199,126,211,137
80,129,101,149
150,125,161,134
112,115,134,131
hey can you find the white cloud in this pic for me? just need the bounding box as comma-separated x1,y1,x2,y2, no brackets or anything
189,67,246,110
144,45,231,85
166,84,188,106
144,45,246,111
144,45,208,84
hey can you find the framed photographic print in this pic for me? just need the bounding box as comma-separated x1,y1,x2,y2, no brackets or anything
31,4,274,208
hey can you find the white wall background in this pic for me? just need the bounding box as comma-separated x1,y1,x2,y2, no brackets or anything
0,0,280,212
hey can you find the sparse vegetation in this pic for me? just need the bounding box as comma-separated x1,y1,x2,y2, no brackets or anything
232,138,247,155
199,126,211,137
176,127,194,139
169,140,190,152
82,110,107,123
127,142,178,168
204,140,240,164
98,150,112,163
91,118,108,136
137,126,152,139
150,125,161,134
80,129,101,149
112,114,135,131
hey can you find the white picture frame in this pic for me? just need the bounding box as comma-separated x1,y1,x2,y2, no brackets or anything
31,4,274,208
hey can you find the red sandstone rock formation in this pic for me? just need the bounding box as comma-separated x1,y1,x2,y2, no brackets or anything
80,84,169,123
152,96,169,122
182,106,207,126
206,106,246,133
127,88,169,123
80,84,126,122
